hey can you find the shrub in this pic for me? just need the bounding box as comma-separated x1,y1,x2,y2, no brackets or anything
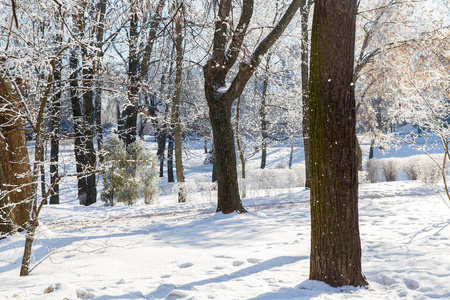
101,135,158,206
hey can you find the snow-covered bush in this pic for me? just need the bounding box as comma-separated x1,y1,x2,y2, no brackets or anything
244,164,305,191
101,135,158,206
366,154,445,184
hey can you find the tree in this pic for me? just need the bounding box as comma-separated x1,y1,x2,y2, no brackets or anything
300,0,313,187
171,0,187,203
0,67,32,235
204,0,305,214
308,0,367,287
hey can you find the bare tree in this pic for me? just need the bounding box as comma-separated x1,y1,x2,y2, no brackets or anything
203,0,305,214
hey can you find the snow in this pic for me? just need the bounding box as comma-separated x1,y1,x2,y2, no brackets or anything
1,137,450,299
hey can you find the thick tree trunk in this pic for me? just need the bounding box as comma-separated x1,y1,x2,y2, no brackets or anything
301,1,312,188
0,74,32,234
309,0,367,287
209,102,246,213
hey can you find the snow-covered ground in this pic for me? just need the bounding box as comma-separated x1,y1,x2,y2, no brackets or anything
1,135,450,299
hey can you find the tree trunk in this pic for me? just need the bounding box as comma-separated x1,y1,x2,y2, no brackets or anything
49,61,61,204
308,0,367,287
289,140,294,169
167,132,174,183
94,0,107,163
172,5,186,202
260,55,271,170
209,101,246,213
157,127,166,177
301,1,312,188
369,139,375,159
39,142,46,202
69,49,88,201
81,52,97,206
0,74,32,234
125,10,139,148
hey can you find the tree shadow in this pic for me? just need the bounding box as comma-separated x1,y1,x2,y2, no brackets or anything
145,256,307,299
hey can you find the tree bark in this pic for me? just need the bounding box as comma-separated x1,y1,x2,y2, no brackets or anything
125,9,140,148
0,74,32,234
309,0,367,287
49,60,61,204
172,3,186,202
260,57,271,170
157,127,166,177
167,132,174,183
81,46,97,206
209,101,245,213
301,1,312,188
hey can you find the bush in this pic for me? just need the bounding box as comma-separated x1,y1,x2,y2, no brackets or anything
366,154,445,184
101,135,158,206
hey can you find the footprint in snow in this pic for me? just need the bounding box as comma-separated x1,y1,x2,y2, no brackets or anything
179,262,193,268
247,258,262,264
233,261,245,266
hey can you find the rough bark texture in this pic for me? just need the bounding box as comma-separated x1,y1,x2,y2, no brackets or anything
125,9,139,148
301,1,312,188
260,57,271,170
209,102,245,213
309,0,367,287
49,61,61,204
81,51,97,206
0,74,32,234
167,132,174,183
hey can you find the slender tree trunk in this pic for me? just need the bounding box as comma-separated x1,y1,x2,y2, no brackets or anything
172,4,186,202
167,131,174,183
309,0,367,287
19,220,37,276
69,49,88,201
369,139,375,159
39,142,46,201
289,140,294,169
157,127,166,177
301,1,312,188
81,52,97,206
49,61,61,204
125,10,139,148
94,0,107,162
260,58,270,170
